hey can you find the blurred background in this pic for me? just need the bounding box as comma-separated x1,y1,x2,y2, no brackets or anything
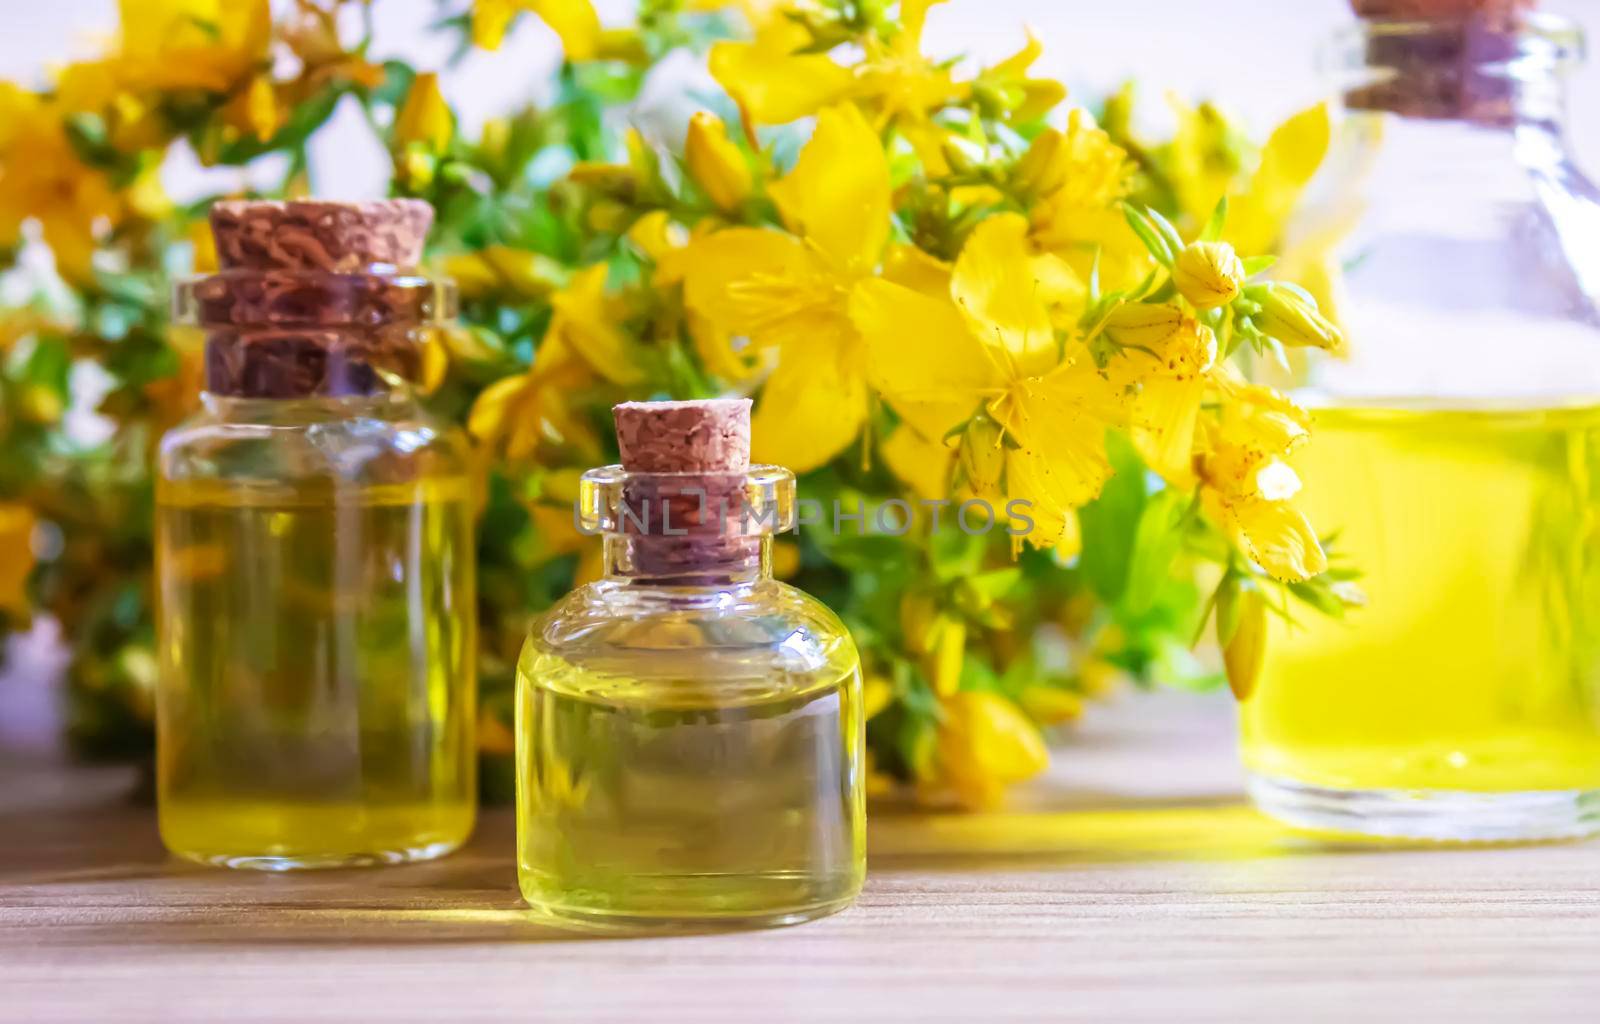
7,0,1600,199
6,0,1600,763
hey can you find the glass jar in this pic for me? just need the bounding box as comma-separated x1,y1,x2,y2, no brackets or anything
155,200,476,869
1242,12,1600,839
516,402,865,929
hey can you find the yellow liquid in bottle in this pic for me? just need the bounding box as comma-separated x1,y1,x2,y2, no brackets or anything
1243,401,1600,799
155,477,476,869
516,645,865,929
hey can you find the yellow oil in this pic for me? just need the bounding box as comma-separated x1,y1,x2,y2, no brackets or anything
516,646,865,929
1243,400,1600,794
155,477,476,869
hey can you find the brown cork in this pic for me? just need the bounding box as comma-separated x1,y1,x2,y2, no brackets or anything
189,199,444,398
613,399,751,473
1350,0,1532,18
210,199,432,272
1346,0,1541,124
610,399,759,579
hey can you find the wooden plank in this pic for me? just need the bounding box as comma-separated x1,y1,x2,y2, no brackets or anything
2,692,1596,1023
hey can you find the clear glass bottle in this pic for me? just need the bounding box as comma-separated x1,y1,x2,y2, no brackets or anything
156,200,476,869
1242,10,1600,839
516,399,865,929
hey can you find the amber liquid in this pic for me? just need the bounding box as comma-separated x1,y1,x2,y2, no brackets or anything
516,644,864,928
1243,402,1600,801
155,477,476,868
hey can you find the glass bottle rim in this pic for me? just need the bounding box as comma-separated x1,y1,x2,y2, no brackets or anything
577,464,797,537
1322,11,1585,79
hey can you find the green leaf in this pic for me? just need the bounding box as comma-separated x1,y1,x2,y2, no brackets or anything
1199,196,1228,242
1075,432,1149,603
1121,487,1189,615
1240,254,1276,276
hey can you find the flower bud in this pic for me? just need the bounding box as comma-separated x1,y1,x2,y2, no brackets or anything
1254,285,1342,352
685,111,752,214
959,414,1006,497
394,72,452,154
1222,586,1268,702
1173,240,1244,310
1012,128,1067,198
1103,302,1186,351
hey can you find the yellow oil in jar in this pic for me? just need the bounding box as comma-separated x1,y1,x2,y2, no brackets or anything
1243,401,1600,800
515,646,865,929
155,476,476,869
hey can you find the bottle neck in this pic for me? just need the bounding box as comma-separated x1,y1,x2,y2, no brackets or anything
1333,13,1579,130
601,534,773,587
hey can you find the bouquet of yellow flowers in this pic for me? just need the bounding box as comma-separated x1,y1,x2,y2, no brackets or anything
0,0,1357,807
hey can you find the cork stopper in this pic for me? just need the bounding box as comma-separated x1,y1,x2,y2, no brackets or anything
210,199,433,272
183,198,448,399
1350,0,1533,18
1346,0,1544,124
608,399,760,579
613,399,752,473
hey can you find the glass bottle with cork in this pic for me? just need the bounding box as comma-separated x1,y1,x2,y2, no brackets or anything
156,199,476,869
1242,0,1600,839
516,398,865,929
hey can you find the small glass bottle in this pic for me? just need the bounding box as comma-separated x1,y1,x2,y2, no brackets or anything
156,199,476,869
516,399,865,929
1242,3,1600,839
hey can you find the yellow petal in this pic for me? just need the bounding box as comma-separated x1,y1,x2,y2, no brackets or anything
1216,494,1328,582
708,22,852,126
548,264,643,385
952,214,1081,372
684,111,752,213
768,104,890,274
467,372,536,444
881,243,951,296
1228,103,1330,254
683,228,810,332
750,347,868,472
472,0,516,50
531,0,602,60
394,72,453,153
0,503,35,615
936,691,1049,810
881,425,954,501
1131,373,1205,485
850,277,1003,438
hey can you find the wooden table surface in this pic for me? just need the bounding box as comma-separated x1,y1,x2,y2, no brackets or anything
2,690,1596,1023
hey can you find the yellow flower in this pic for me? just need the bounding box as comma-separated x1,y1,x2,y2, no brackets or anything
467,264,639,462
710,0,963,139
935,691,1049,810
439,246,563,300
114,0,270,94
1253,285,1343,353
683,104,889,471
395,73,454,154
0,503,36,616
973,30,1066,123
473,0,601,58
0,85,120,283
1173,241,1245,310
709,18,853,126
851,214,1126,551
1198,373,1328,581
1226,104,1331,256
1021,110,1145,289
684,112,752,214
545,264,645,386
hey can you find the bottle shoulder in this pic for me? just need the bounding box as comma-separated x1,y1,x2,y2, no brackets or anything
524,579,858,690
158,397,470,487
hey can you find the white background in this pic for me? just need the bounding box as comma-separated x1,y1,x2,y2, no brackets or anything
6,0,1600,195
